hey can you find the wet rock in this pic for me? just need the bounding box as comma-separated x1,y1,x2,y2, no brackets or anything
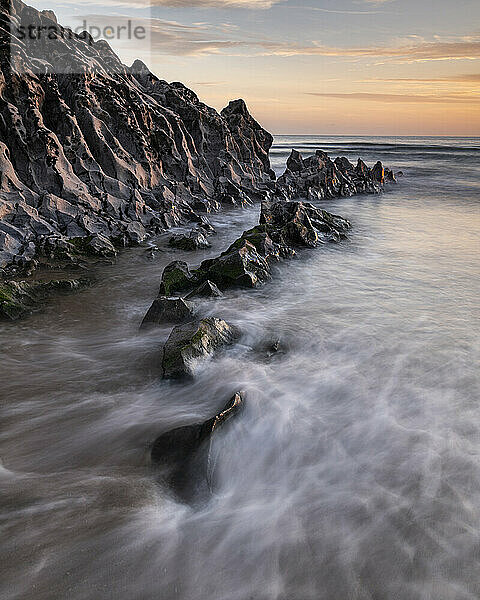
372,161,385,183
260,200,351,247
0,277,93,321
141,297,194,329
162,317,240,379
198,240,272,290
159,261,197,297
276,149,394,200
151,391,244,501
169,230,211,251
196,216,217,237
185,280,223,300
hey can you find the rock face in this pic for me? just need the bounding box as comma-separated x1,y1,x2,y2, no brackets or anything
141,297,194,329
151,391,244,501
276,149,395,201
0,0,274,275
161,317,240,379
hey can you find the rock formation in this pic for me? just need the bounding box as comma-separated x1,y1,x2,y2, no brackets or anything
151,391,244,501
161,317,241,379
156,200,351,296
0,0,274,275
275,149,396,201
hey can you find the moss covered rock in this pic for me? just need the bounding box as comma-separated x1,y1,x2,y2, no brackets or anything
162,317,240,379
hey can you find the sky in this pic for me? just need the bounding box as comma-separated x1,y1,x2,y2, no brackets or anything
27,0,480,135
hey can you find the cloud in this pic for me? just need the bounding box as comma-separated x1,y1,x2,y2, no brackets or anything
307,92,480,104
74,13,480,63
257,36,480,62
362,74,480,83
63,0,283,7
150,0,282,6
307,7,386,15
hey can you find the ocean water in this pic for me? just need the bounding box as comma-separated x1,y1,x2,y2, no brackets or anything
1,136,479,600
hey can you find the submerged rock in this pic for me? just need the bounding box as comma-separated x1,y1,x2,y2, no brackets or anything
141,297,194,329
0,277,92,321
162,317,240,379
151,391,244,501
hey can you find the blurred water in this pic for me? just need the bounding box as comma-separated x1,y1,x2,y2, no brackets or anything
1,137,480,600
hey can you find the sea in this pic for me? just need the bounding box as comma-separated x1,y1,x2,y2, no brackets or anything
1,136,479,600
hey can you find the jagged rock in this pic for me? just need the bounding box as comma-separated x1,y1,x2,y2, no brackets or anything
277,150,394,200
198,240,272,290
260,200,351,246
169,230,211,251
185,280,223,300
286,149,305,173
158,200,350,301
161,317,240,379
0,0,274,276
0,277,93,320
151,391,244,501
159,261,196,297
372,161,385,183
196,216,217,237
141,297,194,329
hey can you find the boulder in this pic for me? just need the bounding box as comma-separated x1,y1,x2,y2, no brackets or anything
198,241,272,290
185,280,223,299
159,261,197,297
151,391,244,501
372,161,385,183
260,200,351,247
169,230,211,251
162,317,241,379
141,297,194,329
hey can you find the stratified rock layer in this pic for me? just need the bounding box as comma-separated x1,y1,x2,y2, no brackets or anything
0,0,274,274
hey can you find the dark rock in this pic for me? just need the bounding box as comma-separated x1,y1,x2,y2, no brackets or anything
151,391,244,501
169,230,211,251
276,149,394,200
372,161,385,183
198,240,272,290
0,277,93,321
286,149,305,173
162,317,240,379
260,200,351,246
0,0,274,276
196,216,217,237
185,280,223,300
141,297,194,329
159,261,197,297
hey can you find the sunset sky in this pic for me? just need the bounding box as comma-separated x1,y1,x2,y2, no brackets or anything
28,0,480,135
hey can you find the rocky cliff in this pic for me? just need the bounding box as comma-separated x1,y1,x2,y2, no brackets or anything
0,0,275,274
